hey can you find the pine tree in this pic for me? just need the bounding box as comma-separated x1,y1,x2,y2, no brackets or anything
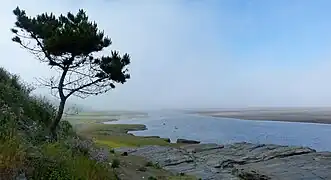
11,7,131,139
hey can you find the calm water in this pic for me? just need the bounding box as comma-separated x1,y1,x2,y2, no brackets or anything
104,111,331,151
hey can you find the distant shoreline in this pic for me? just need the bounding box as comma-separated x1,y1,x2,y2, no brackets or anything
193,108,331,124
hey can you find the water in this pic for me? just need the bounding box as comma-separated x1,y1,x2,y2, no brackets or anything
104,111,331,151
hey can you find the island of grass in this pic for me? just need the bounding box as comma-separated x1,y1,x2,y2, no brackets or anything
65,111,173,147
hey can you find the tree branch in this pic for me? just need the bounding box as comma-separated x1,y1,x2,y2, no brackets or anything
30,33,64,69
65,78,105,99
58,67,69,100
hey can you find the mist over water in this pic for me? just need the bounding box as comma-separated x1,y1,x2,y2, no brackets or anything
105,111,331,151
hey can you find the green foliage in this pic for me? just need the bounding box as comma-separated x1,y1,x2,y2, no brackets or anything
0,67,33,95
25,96,56,127
0,67,56,130
137,166,147,172
57,120,75,139
11,7,131,99
0,137,116,180
111,158,120,168
145,161,154,167
28,142,115,180
145,161,162,169
0,104,18,140
148,176,158,180
109,148,115,154
0,137,26,179
153,162,162,169
178,172,186,176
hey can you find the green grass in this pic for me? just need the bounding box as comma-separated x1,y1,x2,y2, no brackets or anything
74,123,171,148
63,115,117,126
30,141,116,180
95,135,171,148
64,111,148,126
77,123,147,138
81,123,147,133
0,137,26,179
75,111,148,117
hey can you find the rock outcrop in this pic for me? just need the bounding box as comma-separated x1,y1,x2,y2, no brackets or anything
116,142,331,180
176,138,200,144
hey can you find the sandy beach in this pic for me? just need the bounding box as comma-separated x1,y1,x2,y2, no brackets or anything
193,107,331,124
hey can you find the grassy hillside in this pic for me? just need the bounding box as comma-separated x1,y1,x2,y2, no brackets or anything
0,67,117,179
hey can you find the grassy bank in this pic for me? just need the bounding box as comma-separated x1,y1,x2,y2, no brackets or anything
79,124,173,148
62,104,195,179
70,114,181,146
72,121,196,179
67,114,197,179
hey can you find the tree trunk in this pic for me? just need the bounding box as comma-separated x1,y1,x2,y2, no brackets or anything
50,99,66,140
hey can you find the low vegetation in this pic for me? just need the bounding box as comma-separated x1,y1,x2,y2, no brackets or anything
76,123,173,148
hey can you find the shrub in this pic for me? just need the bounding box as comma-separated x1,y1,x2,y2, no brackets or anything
179,172,186,176
58,120,75,139
145,161,154,167
0,137,26,179
88,147,110,163
27,142,115,180
146,162,162,169
109,148,115,154
0,104,19,140
111,159,120,168
137,166,147,172
66,137,94,155
24,95,56,127
0,67,56,137
148,176,157,180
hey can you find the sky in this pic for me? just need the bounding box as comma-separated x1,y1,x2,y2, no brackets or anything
1,0,331,110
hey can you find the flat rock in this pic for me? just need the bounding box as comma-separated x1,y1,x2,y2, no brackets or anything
233,151,331,180
115,142,329,180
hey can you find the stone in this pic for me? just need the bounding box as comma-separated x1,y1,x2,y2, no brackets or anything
121,152,128,156
15,173,27,180
115,142,327,180
181,143,224,153
176,138,200,144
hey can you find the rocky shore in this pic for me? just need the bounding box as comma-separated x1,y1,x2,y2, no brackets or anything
116,142,331,180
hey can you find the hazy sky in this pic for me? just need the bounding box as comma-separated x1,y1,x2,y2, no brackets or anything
1,0,331,110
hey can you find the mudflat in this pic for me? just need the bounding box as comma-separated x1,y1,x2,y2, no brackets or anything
193,107,331,124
